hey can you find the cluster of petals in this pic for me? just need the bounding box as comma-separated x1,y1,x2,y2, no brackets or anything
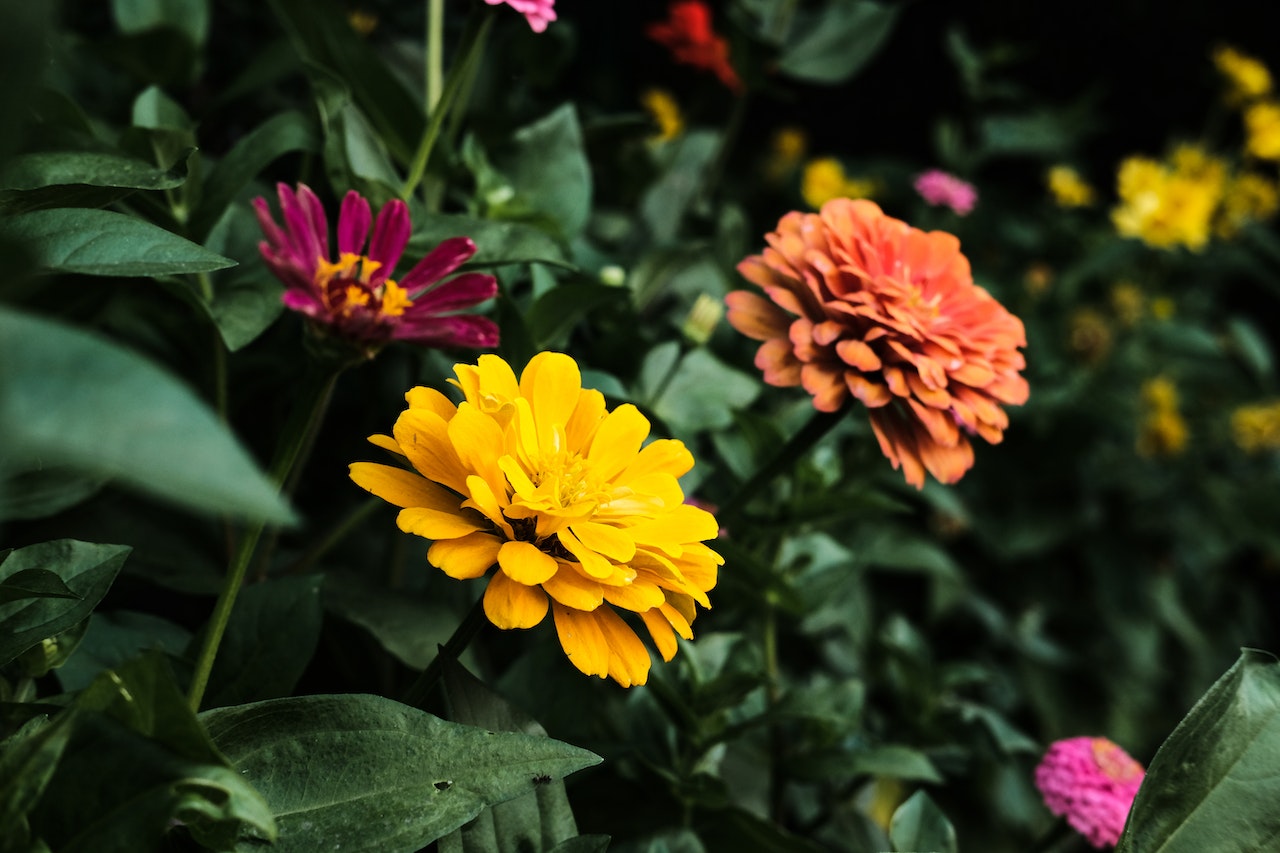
646,1,742,93
913,169,978,216
725,199,1029,488
349,352,723,687
254,183,499,355
1035,737,1145,848
483,0,555,33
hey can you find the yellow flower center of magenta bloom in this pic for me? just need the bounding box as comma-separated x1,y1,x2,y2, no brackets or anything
315,252,414,320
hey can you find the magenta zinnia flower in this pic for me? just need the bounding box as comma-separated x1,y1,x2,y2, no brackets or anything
254,184,499,356
1034,736,1145,848
484,0,555,32
913,169,978,216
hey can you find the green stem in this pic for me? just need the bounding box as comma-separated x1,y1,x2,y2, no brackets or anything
402,11,495,200
764,602,785,824
717,406,848,526
186,365,341,711
400,595,489,709
426,0,444,113
696,91,750,213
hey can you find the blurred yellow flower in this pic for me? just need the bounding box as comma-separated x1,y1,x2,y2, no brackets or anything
800,157,876,209
1150,297,1176,320
1141,376,1179,411
1217,171,1280,236
1110,281,1144,327
1069,308,1111,364
1231,401,1280,452
765,127,808,184
348,9,378,36
1245,101,1280,161
1047,165,1095,207
1024,262,1053,298
641,88,683,142
1111,150,1225,251
1213,46,1272,104
1137,377,1187,458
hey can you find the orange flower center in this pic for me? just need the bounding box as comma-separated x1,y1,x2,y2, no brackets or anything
315,252,414,320
1091,738,1143,783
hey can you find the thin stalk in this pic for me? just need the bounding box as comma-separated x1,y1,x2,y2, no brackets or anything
426,0,444,112
402,12,495,200
285,497,382,575
696,92,750,213
400,595,488,709
764,602,785,824
186,366,341,711
717,406,847,526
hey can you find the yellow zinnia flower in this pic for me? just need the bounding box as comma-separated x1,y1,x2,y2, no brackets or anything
800,157,875,209
1047,165,1095,207
1212,46,1272,104
1245,101,1280,161
1111,153,1224,251
1231,401,1280,452
641,88,683,142
350,352,723,687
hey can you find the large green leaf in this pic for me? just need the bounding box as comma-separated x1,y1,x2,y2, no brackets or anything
0,309,293,523
0,714,74,853
55,610,192,693
499,104,592,239
777,0,898,85
0,466,106,522
1116,649,1280,852
0,569,78,606
0,208,234,276
28,653,276,853
0,151,190,192
0,540,129,669
199,575,323,709
438,655,583,853
889,791,957,853
641,346,760,434
112,0,209,47
322,570,459,670
202,694,602,853
409,214,572,269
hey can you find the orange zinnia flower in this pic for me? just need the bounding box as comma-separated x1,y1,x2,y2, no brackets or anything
725,199,1028,488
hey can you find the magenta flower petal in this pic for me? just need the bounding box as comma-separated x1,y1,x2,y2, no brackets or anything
484,0,556,32
337,190,372,256
253,196,290,256
407,272,498,315
367,199,411,283
913,169,978,216
392,314,501,348
399,237,478,293
278,183,326,267
282,288,325,316
1035,737,1144,849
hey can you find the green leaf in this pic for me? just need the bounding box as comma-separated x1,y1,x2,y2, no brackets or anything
500,104,593,238
848,746,943,784
189,110,318,239
0,569,79,606
0,208,234,277
112,0,209,47
202,202,286,350
131,85,194,131
0,540,129,669
644,347,760,434
322,570,461,670
1226,316,1273,381
547,837,611,853
0,466,106,522
527,278,628,350
0,309,293,523
200,575,323,709
202,694,602,853
976,111,1077,160
0,714,74,851
29,653,275,852
410,214,572,269
889,791,957,853
55,610,192,693
639,131,718,246
438,656,583,853
777,1,898,85
1116,649,1280,852
0,151,190,192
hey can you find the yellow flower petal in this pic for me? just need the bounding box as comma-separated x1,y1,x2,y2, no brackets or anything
543,564,605,611
428,531,502,579
405,385,458,420
564,388,606,449
349,462,455,510
640,608,678,662
558,527,615,579
569,520,636,563
498,540,560,585
552,602,609,678
394,409,468,494
587,404,650,482
448,403,507,487
397,506,484,540
602,579,666,612
618,438,694,481
366,433,404,456
594,607,651,687
484,570,548,629
521,352,581,451
463,474,513,538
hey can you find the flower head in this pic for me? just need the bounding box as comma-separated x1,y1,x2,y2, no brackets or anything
1232,400,1280,452
1035,737,1145,848
647,1,742,93
1137,376,1188,458
726,199,1028,488
1212,45,1272,104
913,169,978,216
1245,101,1280,161
255,184,499,357
1047,165,1096,207
483,0,555,33
350,352,723,687
1111,152,1224,251
801,158,877,209
641,88,684,142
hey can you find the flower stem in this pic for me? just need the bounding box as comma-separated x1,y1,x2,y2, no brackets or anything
402,10,495,200
400,594,489,709
695,91,750,213
717,405,848,525
425,0,444,113
186,365,341,712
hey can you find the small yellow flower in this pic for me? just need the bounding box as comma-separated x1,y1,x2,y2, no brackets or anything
1110,281,1144,327
1245,102,1280,161
348,9,378,36
1047,165,1095,207
1024,262,1053,298
1150,297,1176,320
1213,46,1272,104
1137,377,1187,458
800,158,876,209
1111,152,1224,251
682,293,724,345
1217,171,1280,236
350,352,723,687
765,127,808,183
641,88,683,142
1141,376,1179,411
1231,401,1280,452
1069,309,1112,364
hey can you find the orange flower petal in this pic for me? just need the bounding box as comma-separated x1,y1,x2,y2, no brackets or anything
498,540,560,585
484,570,548,630
429,531,503,579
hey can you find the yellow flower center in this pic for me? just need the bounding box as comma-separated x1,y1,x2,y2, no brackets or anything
315,252,413,320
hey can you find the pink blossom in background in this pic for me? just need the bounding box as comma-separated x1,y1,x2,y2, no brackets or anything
485,0,556,32
913,169,978,215
1034,737,1145,848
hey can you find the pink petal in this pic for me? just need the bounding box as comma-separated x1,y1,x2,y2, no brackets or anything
399,237,477,293
278,183,327,267
368,199,411,282
337,191,372,256
407,272,498,314
282,288,324,317
252,196,289,253
391,314,500,349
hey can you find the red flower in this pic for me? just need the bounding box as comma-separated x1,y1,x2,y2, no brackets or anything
647,1,742,93
726,199,1029,489
254,184,499,356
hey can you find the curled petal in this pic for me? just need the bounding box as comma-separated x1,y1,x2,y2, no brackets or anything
409,273,498,312
399,237,477,292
